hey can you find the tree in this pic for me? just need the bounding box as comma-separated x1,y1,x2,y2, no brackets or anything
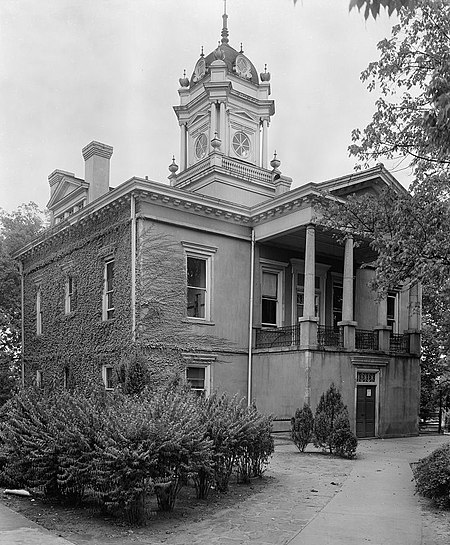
292,0,416,20
0,203,46,400
318,1,450,408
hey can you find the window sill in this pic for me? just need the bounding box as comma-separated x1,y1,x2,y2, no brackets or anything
183,318,215,326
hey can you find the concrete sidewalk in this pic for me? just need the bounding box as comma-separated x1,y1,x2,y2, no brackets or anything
0,500,74,545
287,434,450,545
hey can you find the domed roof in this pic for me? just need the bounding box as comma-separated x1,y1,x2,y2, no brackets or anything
189,9,259,87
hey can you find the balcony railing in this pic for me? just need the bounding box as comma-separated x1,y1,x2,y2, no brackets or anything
317,326,343,348
389,333,409,353
356,329,379,351
255,325,300,349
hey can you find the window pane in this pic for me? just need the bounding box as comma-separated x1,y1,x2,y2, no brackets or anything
187,287,205,318
262,299,277,325
106,261,114,291
187,257,206,288
387,293,396,320
187,367,205,389
262,272,277,298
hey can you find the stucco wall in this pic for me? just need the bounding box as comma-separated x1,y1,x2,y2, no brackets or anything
252,348,420,437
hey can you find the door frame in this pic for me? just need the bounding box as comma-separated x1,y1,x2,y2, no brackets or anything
354,368,380,437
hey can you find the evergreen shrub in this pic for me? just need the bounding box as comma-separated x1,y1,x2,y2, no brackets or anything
291,404,314,452
414,442,450,508
313,384,358,458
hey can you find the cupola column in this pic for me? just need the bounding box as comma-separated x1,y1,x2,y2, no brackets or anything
261,118,269,169
210,103,217,152
180,123,187,171
219,101,226,145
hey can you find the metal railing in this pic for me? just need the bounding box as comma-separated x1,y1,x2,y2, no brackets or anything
255,325,300,349
355,329,379,351
389,333,409,353
317,326,343,348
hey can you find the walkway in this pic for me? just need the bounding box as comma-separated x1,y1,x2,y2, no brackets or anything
288,434,450,545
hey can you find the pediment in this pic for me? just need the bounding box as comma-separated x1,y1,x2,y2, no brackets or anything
233,110,256,122
47,177,88,209
191,112,208,126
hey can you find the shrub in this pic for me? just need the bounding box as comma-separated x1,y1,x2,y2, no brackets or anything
197,393,273,492
414,442,450,508
313,384,357,458
291,404,314,452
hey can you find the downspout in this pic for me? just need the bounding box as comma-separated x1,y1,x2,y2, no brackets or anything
131,193,137,342
247,228,255,406
19,261,25,388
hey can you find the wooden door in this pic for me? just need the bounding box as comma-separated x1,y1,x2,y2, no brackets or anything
356,385,376,438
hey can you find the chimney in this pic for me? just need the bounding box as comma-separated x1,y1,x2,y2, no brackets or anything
82,141,113,203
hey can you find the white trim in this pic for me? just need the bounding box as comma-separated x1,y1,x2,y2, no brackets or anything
102,364,114,390
182,242,217,322
355,367,381,437
261,262,285,327
36,288,42,335
102,258,115,321
65,276,75,314
185,364,211,396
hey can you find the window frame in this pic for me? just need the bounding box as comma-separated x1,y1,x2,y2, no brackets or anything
36,287,43,335
102,365,114,391
102,258,115,321
65,276,75,314
182,242,217,323
186,364,211,396
387,290,399,333
260,260,286,328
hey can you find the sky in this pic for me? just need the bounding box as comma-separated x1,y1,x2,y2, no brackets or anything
0,0,407,213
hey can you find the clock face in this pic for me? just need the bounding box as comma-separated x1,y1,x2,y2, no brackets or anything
195,133,208,159
232,131,251,159
193,59,206,83
235,55,251,79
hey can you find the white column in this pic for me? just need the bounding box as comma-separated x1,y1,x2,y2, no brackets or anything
219,101,226,142
261,118,269,169
210,103,217,152
180,123,187,171
342,235,354,322
303,225,316,318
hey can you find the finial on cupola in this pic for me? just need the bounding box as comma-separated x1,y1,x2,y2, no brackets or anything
270,151,281,171
260,64,271,82
240,43,244,54
221,0,229,44
168,156,179,175
179,69,189,88
200,46,204,58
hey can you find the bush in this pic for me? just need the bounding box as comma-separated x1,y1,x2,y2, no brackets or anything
291,404,314,452
313,384,357,458
414,442,450,508
197,393,273,493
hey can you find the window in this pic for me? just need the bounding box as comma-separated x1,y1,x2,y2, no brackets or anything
187,257,207,318
36,370,43,388
387,291,399,333
182,242,216,321
36,288,42,335
186,365,210,396
65,276,75,314
195,133,208,159
232,131,251,158
262,271,279,326
103,259,115,320
261,262,285,327
332,279,343,329
102,365,114,390
63,367,70,389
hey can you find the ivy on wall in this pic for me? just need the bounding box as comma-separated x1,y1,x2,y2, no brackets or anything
23,203,132,389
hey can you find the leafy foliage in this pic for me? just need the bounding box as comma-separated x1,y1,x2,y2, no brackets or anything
291,404,314,452
414,442,450,508
349,0,415,19
0,384,273,523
